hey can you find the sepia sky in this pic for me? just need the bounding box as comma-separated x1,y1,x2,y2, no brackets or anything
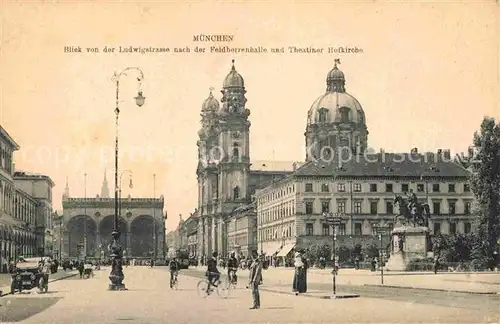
0,1,498,231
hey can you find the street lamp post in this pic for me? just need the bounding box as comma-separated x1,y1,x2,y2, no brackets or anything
322,212,345,297
373,220,390,285
84,173,87,259
119,170,133,258
119,170,133,219
108,67,145,291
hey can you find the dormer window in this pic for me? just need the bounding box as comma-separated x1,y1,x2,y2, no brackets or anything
318,109,328,122
339,107,350,122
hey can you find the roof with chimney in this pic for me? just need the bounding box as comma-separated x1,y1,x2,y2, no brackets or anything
293,149,470,179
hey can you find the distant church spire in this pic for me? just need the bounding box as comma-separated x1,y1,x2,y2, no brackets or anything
62,176,70,199
100,169,110,198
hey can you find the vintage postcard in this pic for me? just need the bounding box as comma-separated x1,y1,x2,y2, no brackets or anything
0,1,499,323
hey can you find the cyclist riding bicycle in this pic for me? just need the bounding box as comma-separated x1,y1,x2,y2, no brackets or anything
206,252,220,293
227,252,238,284
169,257,180,288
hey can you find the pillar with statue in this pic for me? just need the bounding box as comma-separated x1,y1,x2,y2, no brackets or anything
385,191,432,271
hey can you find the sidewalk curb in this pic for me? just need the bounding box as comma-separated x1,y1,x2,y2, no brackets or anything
364,284,500,295
0,272,77,297
260,287,360,299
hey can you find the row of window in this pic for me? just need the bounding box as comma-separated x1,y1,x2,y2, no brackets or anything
303,221,472,236
258,200,296,224
306,199,472,215
0,144,14,175
305,182,470,194
0,185,37,226
258,185,296,205
258,222,295,242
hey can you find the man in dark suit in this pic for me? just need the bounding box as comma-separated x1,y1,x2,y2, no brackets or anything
206,252,220,293
248,249,263,310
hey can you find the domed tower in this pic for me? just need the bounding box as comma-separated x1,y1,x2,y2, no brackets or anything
305,59,368,162
197,88,220,211
218,59,251,204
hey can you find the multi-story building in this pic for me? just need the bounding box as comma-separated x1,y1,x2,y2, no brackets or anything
61,174,165,259
195,60,294,259
254,61,474,258
183,212,199,258
226,202,258,257
0,126,55,272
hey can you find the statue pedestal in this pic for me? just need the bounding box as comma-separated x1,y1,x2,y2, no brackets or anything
385,226,429,271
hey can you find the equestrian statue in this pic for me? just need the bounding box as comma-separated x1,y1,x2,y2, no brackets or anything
393,190,431,228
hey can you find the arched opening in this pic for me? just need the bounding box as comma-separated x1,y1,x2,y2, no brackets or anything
130,215,155,257
232,143,239,159
66,215,98,258
233,186,240,200
98,215,128,254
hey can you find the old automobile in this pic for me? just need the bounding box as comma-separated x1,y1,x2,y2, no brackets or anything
11,258,44,294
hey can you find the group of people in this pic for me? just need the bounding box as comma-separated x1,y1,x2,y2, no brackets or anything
167,249,309,310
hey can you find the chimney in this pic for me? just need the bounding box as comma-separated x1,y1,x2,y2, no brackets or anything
437,149,443,155
410,147,418,154
443,149,451,159
293,162,297,171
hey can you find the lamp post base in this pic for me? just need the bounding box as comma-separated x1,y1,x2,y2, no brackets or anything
108,230,127,291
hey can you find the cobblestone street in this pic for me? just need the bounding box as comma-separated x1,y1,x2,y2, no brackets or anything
0,266,493,323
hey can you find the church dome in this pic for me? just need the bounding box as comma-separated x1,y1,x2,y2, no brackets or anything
223,60,244,88
307,59,366,125
201,89,220,112
326,66,345,82
308,92,365,124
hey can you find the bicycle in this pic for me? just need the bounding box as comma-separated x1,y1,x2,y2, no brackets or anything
227,267,238,289
170,271,179,290
197,271,232,298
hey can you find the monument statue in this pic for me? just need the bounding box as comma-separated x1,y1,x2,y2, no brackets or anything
393,190,431,227
385,190,432,271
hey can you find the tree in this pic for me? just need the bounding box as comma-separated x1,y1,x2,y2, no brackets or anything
470,117,500,270
364,244,379,259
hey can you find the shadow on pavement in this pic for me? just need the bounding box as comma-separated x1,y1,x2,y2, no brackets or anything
0,297,61,322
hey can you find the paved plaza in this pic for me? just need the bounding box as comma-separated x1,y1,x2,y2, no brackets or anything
0,266,497,323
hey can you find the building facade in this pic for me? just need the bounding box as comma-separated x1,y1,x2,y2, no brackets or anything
0,126,55,271
183,213,199,258
195,61,293,260
187,60,476,263
61,175,165,259
255,62,475,258
226,202,258,257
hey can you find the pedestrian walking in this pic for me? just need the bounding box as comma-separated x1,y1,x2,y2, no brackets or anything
292,251,308,295
247,249,262,310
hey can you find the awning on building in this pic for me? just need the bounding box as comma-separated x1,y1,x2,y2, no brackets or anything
276,243,295,257
262,243,282,256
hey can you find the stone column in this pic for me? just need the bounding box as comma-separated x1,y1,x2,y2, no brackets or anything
218,219,225,256
213,217,218,253
197,217,205,260
63,231,70,258
126,231,132,256
207,217,212,256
